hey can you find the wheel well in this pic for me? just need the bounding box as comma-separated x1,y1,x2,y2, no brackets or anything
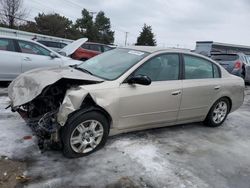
79,94,112,124
221,96,232,112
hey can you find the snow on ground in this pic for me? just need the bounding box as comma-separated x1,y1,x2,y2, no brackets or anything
0,87,250,188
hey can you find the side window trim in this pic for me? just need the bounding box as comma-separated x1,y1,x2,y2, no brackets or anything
181,53,221,80
123,53,182,83
13,39,21,52
212,63,222,78
101,45,105,52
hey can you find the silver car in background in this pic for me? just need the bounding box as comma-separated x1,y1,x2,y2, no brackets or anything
0,36,87,81
8,47,245,158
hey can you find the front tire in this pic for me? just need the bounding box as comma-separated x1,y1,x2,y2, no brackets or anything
204,98,230,127
61,111,109,158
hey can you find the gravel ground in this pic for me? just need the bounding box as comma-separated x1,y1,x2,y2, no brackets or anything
0,86,249,188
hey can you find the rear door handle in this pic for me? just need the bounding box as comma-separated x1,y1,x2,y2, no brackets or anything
23,57,31,61
171,90,181,96
214,86,221,90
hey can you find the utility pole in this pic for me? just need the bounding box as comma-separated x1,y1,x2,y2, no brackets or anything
89,11,97,18
125,32,128,46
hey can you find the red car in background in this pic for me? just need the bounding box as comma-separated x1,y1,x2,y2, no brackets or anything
71,42,115,61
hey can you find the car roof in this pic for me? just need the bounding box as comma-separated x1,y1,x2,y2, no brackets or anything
120,46,222,65
121,45,191,54
85,42,109,46
37,39,66,43
0,35,64,56
0,35,35,42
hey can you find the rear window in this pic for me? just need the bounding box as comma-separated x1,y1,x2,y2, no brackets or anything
81,44,90,50
89,44,102,52
0,38,15,52
211,54,239,61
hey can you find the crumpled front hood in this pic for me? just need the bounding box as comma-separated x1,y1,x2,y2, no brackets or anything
8,66,103,107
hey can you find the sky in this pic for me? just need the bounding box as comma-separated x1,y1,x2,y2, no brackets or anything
23,0,250,49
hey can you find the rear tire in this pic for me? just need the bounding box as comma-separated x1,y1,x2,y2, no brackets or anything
61,111,109,158
204,98,230,127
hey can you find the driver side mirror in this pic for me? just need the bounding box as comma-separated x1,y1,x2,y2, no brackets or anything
50,52,58,59
127,75,151,86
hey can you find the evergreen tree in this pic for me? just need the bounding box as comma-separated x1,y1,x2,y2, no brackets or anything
136,24,157,46
75,9,98,42
95,11,114,44
20,13,83,40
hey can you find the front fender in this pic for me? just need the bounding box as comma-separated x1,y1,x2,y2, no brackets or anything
57,85,116,126
57,87,89,126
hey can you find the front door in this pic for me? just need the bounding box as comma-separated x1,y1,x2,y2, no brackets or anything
16,40,62,73
118,53,182,129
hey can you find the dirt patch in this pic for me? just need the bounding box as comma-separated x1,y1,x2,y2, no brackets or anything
0,157,27,188
106,177,139,188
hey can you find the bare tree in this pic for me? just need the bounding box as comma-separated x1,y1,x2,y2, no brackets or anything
0,0,27,28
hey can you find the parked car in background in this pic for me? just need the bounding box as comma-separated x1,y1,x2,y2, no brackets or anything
36,40,69,52
0,36,87,81
211,53,249,82
71,42,115,61
245,55,250,83
246,55,250,63
8,46,244,158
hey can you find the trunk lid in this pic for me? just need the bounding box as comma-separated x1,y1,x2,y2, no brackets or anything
59,38,88,56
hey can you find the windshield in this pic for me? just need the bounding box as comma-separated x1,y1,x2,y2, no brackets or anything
77,48,149,80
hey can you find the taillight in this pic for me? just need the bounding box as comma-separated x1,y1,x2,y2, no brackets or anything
234,61,242,69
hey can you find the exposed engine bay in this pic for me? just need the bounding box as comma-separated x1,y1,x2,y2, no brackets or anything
12,79,101,151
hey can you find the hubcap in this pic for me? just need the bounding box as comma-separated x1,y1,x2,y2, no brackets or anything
212,101,228,124
70,120,104,153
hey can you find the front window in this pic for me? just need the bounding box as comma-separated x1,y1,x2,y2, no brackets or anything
77,48,149,80
133,54,180,81
103,45,112,52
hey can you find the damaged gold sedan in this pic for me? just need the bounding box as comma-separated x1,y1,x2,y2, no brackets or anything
8,47,245,158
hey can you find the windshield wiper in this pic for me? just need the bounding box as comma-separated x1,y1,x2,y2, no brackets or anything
72,66,93,75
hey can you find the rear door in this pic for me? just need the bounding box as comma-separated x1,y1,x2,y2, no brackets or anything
178,54,222,123
0,38,21,81
16,40,62,73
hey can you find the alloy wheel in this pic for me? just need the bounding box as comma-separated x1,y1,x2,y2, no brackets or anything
70,120,104,153
212,101,228,124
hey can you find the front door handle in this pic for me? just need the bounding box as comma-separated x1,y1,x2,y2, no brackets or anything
171,90,181,96
23,57,31,61
214,86,221,90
